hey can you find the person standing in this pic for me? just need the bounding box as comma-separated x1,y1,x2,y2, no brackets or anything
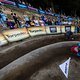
65,30,73,40
0,11,7,28
11,13,21,28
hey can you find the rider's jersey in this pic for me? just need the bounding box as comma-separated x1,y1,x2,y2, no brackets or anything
71,46,80,56
71,46,78,54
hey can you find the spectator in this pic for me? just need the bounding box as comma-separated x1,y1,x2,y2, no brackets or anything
0,12,3,24
1,11,7,22
12,13,21,28
33,17,40,26
47,19,52,25
6,18,15,29
24,15,30,25
41,15,45,21
45,18,48,26
65,30,73,40
0,11,7,28
30,17,35,27
32,15,35,21
39,17,45,26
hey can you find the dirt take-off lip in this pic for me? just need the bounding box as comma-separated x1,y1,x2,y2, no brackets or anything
0,41,80,80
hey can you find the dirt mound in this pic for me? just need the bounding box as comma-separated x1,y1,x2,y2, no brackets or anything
0,35,65,69
0,41,80,80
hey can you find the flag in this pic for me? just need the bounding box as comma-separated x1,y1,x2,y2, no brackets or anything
59,57,71,78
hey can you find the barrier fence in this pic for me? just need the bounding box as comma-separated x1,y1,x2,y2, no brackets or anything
0,25,76,46
3,28,29,42
28,27,46,36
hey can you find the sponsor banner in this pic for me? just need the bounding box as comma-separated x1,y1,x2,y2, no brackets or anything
1,0,15,5
38,10,45,14
65,26,71,31
28,27,46,36
57,26,61,33
46,26,57,34
28,6,38,11
18,3,28,9
0,34,8,46
71,26,76,32
3,28,29,42
61,26,66,33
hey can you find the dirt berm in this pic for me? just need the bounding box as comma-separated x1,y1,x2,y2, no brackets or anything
0,41,80,80
0,34,79,69
0,35,67,69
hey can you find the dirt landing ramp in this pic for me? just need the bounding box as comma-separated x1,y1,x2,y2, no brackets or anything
0,41,79,80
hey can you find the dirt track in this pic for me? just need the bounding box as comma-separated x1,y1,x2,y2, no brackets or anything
0,34,80,80
0,35,65,69
0,42,80,80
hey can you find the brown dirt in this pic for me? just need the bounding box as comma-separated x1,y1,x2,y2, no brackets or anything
0,42,80,80
29,56,80,80
0,34,80,80
0,35,65,69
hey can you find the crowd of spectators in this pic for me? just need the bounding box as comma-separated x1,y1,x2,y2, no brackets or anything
0,5,80,31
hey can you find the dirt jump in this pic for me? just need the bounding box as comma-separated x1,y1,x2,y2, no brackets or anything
0,34,80,80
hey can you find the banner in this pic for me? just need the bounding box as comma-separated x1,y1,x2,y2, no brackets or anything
61,26,65,33
3,28,29,42
28,6,38,11
38,10,45,14
46,26,57,34
57,26,61,33
18,3,28,9
0,34,8,46
65,26,71,31
71,26,76,32
59,57,71,78
28,27,46,36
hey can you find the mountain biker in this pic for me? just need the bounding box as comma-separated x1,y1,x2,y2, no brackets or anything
71,43,80,57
